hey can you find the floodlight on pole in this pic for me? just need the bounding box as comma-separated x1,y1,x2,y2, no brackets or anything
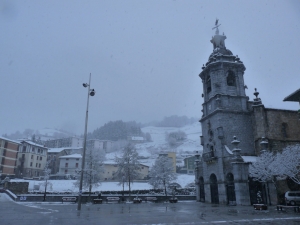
77,73,95,211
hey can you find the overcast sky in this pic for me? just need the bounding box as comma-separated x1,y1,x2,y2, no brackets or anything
1,0,300,135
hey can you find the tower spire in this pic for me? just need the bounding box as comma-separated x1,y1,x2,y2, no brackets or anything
210,19,226,49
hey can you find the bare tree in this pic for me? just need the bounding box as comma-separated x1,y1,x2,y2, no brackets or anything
115,144,141,197
148,155,177,197
74,149,105,201
40,161,52,201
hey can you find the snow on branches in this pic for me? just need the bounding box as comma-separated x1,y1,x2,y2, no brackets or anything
249,144,300,185
74,149,105,192
148,155,177,196
114,144,141,195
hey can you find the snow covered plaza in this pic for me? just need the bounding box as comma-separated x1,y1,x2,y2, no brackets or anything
1,1,300,224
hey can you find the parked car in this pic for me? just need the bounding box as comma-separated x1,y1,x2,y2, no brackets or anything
285,191,300,206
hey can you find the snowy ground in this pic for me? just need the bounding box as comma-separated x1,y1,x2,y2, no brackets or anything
11,174,195,192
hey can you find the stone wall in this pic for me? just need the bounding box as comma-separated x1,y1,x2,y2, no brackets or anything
252,106,300,153
5,182,29,194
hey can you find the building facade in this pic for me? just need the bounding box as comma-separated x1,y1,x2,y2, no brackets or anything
0,137,19,178
159,152,176,172
16,141,48,178
195,22,300,206
47,147,82,174
44,137,83,148
58,154,82,175
101,163,149,181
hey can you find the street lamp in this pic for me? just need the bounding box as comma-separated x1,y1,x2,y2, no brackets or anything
77,73,95,211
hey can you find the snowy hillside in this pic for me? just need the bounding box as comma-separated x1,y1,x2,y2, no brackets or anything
106,122,202,168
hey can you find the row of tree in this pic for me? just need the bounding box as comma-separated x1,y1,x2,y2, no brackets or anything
71,144,177,198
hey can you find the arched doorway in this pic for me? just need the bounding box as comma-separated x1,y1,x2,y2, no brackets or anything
210,174,219,204
226,173,236,205
199,176,205,202
248,177,267,205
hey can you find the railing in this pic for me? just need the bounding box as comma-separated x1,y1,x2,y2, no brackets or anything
202,151,216,162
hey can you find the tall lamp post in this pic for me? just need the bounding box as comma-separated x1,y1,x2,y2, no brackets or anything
77,73,95,211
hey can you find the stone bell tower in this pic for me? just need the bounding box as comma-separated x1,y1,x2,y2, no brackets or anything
197,20,255,205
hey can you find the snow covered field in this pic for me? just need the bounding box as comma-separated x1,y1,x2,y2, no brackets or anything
11,174,195,192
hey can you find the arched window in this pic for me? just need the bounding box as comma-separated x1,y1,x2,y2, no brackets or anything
227,71,236,86
206,75,212,93
282,123,288,138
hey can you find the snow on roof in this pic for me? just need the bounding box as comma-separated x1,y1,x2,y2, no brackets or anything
48,147,82,153
59,154,82,159
224,145,233,155
241,156,257,163
131,136,144,141
21,140,47,148
0,136,20,144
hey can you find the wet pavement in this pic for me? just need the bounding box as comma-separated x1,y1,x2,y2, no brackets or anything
1,194,300,224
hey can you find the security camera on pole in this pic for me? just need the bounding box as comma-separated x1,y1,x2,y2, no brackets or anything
77,73,95,211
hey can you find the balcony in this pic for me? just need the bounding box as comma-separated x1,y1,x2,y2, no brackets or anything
202,151,217,162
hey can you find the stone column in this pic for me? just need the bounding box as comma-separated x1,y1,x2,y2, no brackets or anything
231,136,251,205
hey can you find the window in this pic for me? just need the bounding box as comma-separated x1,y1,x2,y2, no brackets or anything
282,123,288,138
39,163,41,168
76,158,79,161
30,162,33,167
65,163,68,168
22,146,26,152
76,163,78,168
32,147,35,152
66,158,69,160
36,163,38,167
65,169,68,174
40,157,42,160
36,156,39,160
38,149,40,153
227,71,236,86
31,155,33,159
206,75,212,93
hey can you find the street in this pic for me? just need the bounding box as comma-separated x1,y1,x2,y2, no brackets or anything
1,194,300,225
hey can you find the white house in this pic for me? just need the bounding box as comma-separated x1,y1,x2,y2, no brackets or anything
59,154,82,175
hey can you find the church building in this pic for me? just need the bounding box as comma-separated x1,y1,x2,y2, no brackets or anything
195,21,300,205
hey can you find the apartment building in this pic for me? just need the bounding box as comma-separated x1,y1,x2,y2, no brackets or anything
0,137,19,178
59,154,82,175
16,140,48,178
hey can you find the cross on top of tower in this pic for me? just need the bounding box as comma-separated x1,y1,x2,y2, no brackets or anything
212,19,221,35
210,19,226,50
